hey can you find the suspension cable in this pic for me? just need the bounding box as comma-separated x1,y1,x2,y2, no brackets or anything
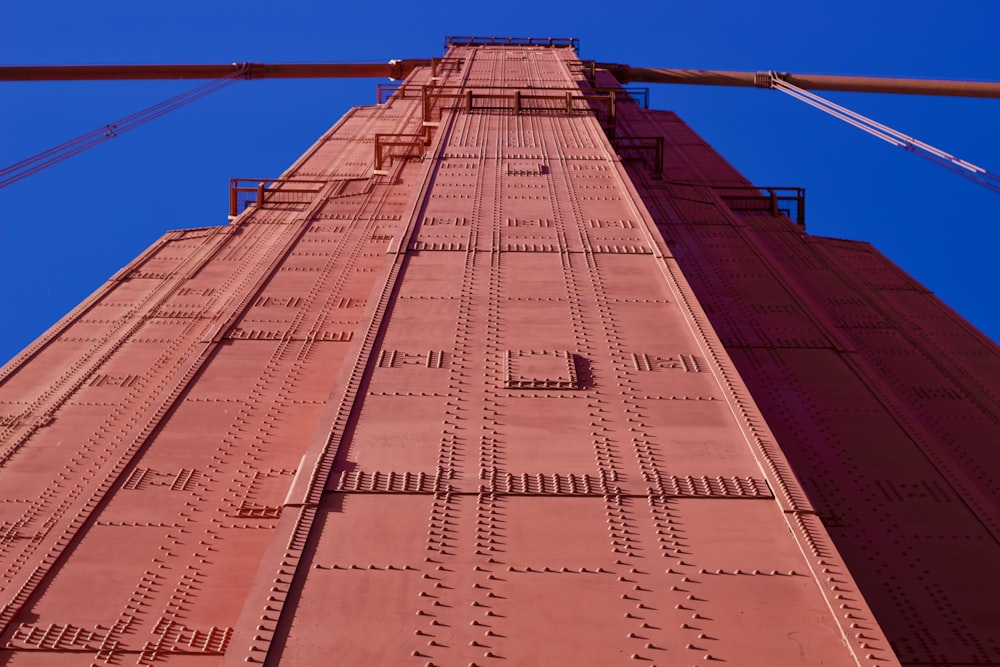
765,72,1000,195
0,67,247,189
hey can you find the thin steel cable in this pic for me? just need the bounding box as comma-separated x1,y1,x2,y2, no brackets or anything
774,80,970,164
0,70,244,188
768,73,1000,194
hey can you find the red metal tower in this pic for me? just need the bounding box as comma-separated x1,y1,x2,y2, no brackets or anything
0,37,997,666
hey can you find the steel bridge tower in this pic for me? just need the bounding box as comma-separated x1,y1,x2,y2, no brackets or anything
1,37,997,666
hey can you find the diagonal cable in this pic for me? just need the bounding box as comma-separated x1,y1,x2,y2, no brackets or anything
767,73,1000,195
0,69,245,189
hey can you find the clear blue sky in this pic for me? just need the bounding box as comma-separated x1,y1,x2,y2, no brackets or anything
2,0,998,364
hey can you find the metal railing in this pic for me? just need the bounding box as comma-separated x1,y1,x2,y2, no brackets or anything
228,178,327,217
445,36,579,50
612,136,664,177
715,186,806,226
373,134,428,175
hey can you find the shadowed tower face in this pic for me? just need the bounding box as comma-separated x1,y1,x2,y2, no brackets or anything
1,37,997,667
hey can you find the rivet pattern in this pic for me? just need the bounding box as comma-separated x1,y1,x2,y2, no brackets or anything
12,40,995,667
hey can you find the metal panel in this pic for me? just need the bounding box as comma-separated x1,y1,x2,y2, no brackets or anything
4,38,996,667
624,85,999,666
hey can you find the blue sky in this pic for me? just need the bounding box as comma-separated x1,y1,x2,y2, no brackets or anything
2,1,998,364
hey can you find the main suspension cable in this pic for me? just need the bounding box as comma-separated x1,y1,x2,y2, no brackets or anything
0,67,247,189
765,72,1000,195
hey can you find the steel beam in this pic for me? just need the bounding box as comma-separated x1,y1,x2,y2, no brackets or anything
4,60,998,100
606,66,1000,99
0,61,431,81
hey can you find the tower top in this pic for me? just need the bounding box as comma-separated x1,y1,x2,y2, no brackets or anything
443,35,580,50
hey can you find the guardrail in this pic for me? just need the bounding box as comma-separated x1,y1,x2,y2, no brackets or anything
228,178,327,217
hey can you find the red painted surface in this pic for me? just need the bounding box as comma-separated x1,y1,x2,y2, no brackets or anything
0,39,996,666
609,83,1000,665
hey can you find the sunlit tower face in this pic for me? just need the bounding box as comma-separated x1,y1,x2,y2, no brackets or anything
0,38,997,667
